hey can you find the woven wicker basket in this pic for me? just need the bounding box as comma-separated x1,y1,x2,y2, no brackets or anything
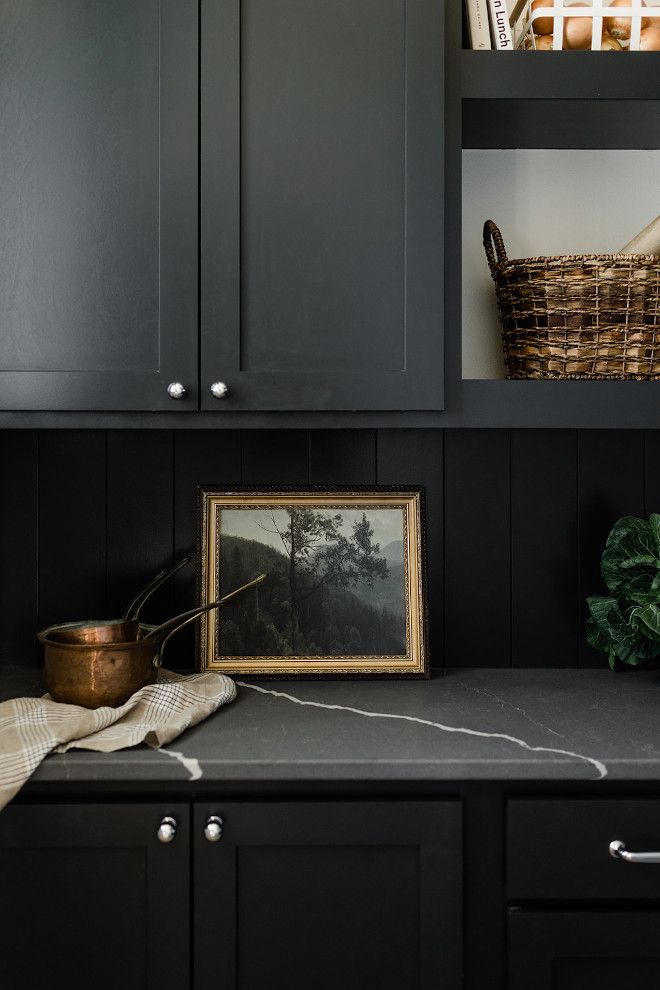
483,220,660,380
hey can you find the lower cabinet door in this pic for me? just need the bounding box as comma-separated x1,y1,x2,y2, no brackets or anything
0,802,190,990
509,911,660,989
194,801,462,990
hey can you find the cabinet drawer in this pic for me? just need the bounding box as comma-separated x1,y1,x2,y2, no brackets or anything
508,799,660,899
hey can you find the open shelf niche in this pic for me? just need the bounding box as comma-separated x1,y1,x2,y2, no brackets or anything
446,2,660,428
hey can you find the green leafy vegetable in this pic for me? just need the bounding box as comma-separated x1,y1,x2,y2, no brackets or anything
586,514,660,668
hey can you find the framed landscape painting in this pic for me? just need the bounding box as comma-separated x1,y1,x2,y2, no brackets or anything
197,486,428,678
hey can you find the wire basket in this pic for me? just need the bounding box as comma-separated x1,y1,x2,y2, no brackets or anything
483,220,660,380
511,0,660,50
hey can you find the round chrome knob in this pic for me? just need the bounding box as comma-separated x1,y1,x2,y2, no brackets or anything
157,816,177,843
210,381,229,399
204,815,224,842
167,382,187,400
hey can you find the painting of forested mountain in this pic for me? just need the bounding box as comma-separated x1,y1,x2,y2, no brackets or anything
217,506,407,658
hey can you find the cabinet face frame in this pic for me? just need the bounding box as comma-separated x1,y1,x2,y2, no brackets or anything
200,0,445,412
0,0,199,412
193,800,462,989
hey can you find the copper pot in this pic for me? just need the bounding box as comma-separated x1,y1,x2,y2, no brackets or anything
38,573,268,708
50,554,194,645
39,634,160,708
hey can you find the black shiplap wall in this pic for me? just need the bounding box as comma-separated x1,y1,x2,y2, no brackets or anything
0,428,652,670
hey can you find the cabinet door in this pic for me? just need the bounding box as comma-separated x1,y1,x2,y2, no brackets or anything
509,911,660,989
201,0,444,411
0,802,190,990
0,0,198,411
194,801,461,990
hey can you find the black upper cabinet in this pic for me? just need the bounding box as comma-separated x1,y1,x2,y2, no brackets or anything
201,0,445,412
0,0,198,412
0,0,443,414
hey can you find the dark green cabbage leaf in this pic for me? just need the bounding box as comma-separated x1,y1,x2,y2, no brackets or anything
586,514,660,668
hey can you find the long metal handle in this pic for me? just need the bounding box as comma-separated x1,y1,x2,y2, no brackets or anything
609,839,660,864
148,573,269,666
122,553,194,621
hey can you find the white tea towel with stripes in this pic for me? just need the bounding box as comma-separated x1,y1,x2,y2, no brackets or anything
0,669,236,810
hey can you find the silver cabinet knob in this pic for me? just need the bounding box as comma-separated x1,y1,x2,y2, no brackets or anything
210,381,229,399
167,382,187,400
157,816,177,843
204,815,224,842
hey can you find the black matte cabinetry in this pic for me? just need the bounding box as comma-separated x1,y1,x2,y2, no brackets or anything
0,0,444,414
507,800,660,987
201,0,444,412
509,912,660,989
0,803,190,990
0,0,198,412
193,801,462,989
0,799,462,990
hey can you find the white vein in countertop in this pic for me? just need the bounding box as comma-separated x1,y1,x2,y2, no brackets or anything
158,747,203,780
237,682,608,779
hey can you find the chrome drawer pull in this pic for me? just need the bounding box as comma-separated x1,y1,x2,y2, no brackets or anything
609,839,660,864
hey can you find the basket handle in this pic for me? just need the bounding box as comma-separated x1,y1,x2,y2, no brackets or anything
483,220,508,276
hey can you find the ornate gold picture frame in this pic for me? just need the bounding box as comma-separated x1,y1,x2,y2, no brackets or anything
197,486,428,678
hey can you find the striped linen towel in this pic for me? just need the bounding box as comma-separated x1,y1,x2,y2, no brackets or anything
0,669,236,810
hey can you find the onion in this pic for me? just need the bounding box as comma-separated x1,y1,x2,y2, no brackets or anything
600,32,624,49
605,0,649,41
563,3,594,49
534,33,554,49
531,0,555,36
639,22,660,48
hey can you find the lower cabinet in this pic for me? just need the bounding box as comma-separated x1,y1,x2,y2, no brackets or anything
507,799,660,988
509,911,660,989
0,799,462,990
0,803,190,990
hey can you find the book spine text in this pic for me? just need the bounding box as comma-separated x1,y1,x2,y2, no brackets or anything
488,0,513,49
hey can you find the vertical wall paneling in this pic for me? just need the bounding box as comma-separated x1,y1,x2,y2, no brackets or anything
241,430,310,484
377,430,444,667
444,430,511,667
171,431,242,667
309,431,377,485
578,430,645,667
2,428,655,671
0,432,38,665
106,431,175,625
644,431,660,515
38,431,107,629
510,430,578,667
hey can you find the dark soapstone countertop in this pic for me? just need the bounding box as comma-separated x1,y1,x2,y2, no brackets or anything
3,667,660,785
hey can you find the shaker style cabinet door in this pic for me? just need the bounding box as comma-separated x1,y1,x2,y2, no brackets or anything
0,0,198,411
193,801,462,990
201,0,445,411
0,803,190,990
509,912,660,989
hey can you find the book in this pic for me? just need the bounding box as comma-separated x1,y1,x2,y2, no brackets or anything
488,0,514,49
465,0,492,50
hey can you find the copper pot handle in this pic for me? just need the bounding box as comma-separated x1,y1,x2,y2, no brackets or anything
122,552,194,622
149,573,269,667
